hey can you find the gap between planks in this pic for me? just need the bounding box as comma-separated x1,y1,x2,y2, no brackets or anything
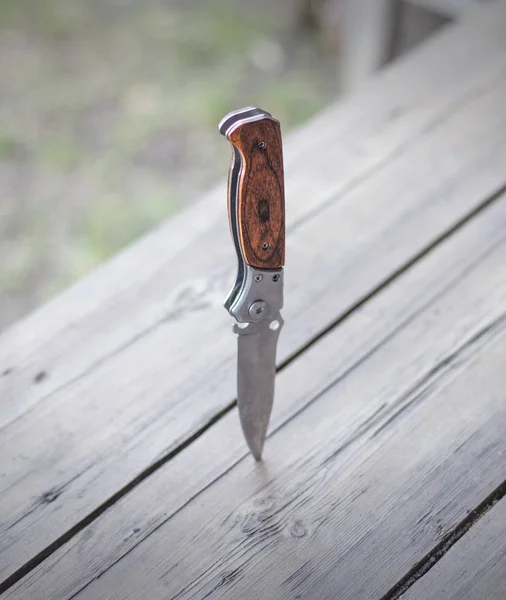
37,207,506,600
3,3,506,432
3,4,506,592
400,489,506,599
381,478,506,599
4,190,506,599
1,182,505,598
4,80,506,589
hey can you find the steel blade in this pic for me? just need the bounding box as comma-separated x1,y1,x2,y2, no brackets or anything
235,315,283,460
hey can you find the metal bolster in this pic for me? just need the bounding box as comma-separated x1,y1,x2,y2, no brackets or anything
229,265,284,323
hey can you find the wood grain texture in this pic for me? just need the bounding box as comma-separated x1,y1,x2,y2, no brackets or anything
5,195,506,600
28,208,506,600
71,294,506,600
4,5,506,435
402,495,506,600
228,117,285,269
2,4,506,587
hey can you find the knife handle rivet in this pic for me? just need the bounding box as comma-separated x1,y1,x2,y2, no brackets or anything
248,301,267,320
255,274,263,282
272,274,280,282
258,141,266,149
262,242,269,250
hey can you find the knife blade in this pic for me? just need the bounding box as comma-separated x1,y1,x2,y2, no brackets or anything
219,107,285,460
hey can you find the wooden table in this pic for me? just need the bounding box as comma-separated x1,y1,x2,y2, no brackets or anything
1,5,506,599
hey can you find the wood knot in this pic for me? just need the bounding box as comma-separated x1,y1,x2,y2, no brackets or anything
240,513,259,534
290,521,307,538
218,569,240,587
34,370,48,384
40,489,61,504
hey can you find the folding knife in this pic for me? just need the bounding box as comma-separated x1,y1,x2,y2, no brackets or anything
219,107,285,460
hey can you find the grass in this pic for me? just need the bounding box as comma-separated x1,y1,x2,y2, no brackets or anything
0,0,337,330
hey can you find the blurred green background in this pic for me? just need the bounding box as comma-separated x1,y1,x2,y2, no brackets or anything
0,0,339,330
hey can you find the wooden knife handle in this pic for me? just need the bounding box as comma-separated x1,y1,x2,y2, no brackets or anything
225,114,285,269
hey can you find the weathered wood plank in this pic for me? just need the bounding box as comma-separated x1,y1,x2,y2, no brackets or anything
2,4,506,585
3,4,506,430
402,496,506,599
68,271,506,599
5,194,506,599
34,217,506,600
